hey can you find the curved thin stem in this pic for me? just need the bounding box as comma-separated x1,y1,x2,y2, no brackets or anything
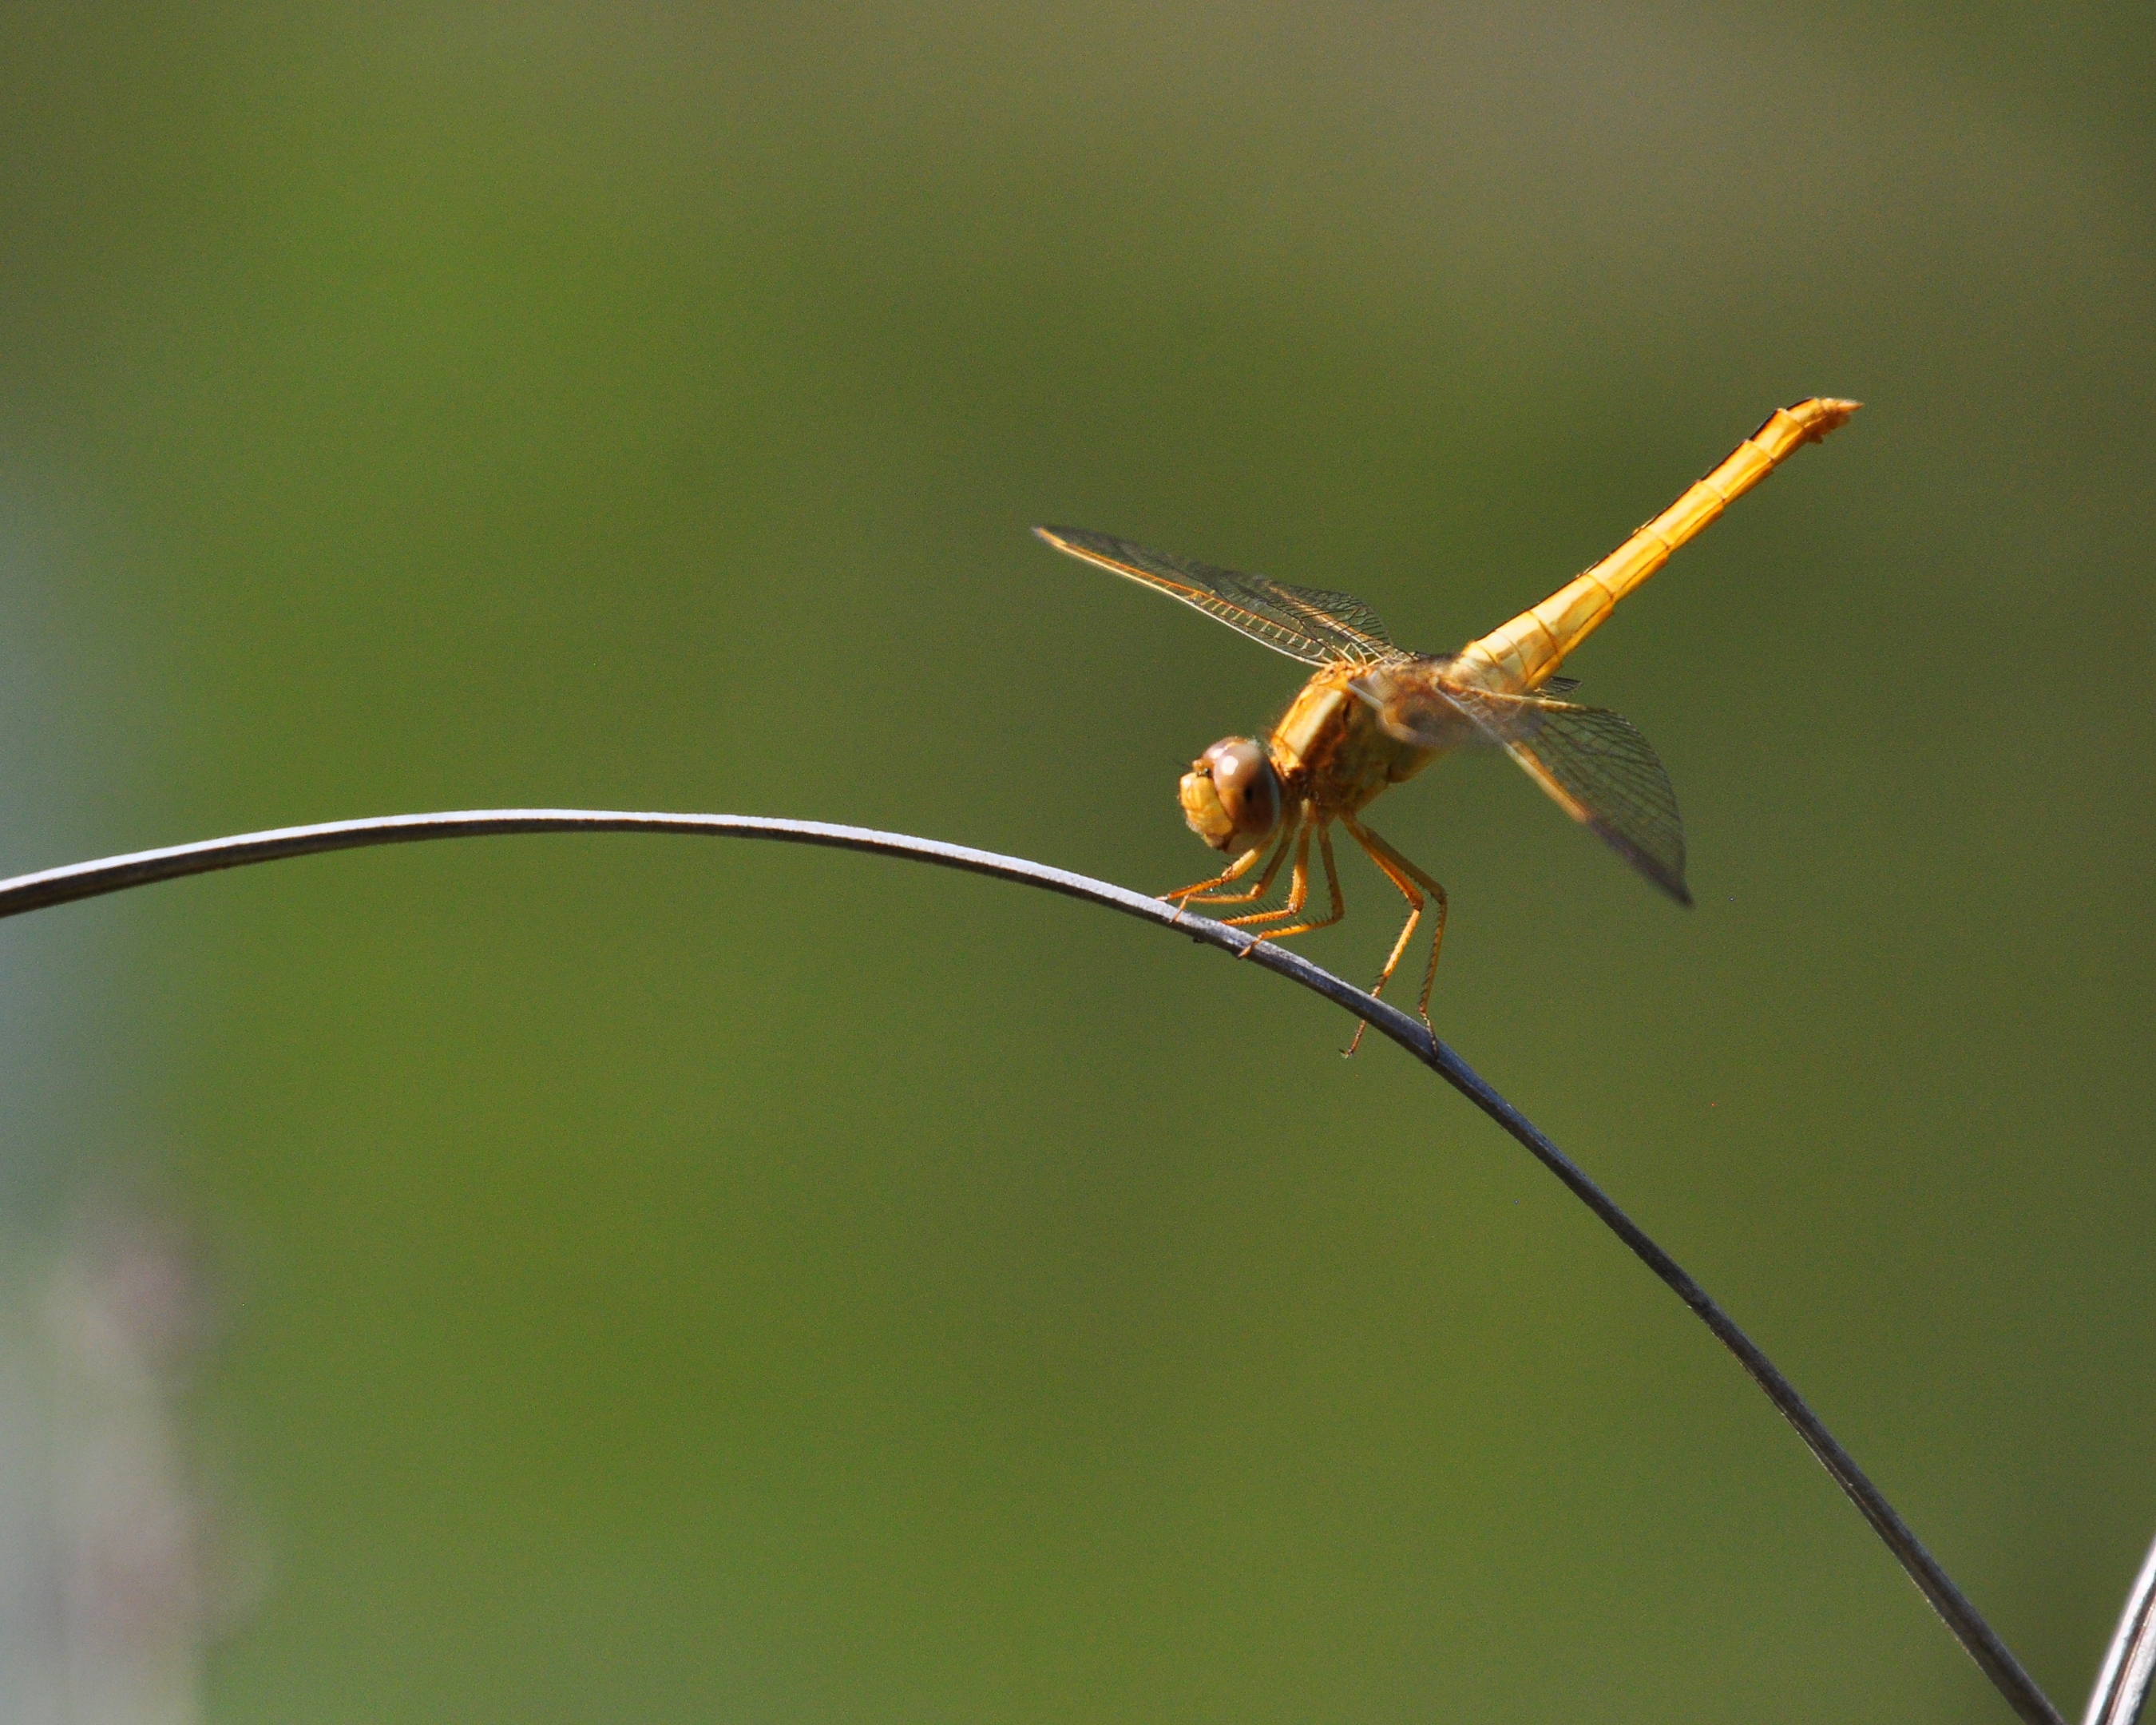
2087,1531,2156,1725
0,809,2063,1725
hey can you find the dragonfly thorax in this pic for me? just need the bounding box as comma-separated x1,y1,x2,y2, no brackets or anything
1268,664,1439,814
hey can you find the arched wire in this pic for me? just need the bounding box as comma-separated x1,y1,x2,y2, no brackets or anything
2087,1531,2156,1725
0,809,2066,1725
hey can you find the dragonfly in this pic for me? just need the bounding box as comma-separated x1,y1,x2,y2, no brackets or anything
1036,396,1860,1050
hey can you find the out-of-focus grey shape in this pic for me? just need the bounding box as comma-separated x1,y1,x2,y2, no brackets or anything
0,1214,252,1725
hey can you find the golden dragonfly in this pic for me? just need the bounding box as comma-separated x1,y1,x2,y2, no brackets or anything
1036,397,1860,1049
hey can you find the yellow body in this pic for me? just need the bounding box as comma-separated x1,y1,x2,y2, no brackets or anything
1042,396,1861,1047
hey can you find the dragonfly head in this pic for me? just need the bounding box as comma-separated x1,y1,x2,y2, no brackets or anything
1181,736,1282,855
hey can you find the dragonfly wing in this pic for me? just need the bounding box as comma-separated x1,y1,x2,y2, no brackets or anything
1263,582,1398,663
1033,525,1401,667
1371,674,1690,904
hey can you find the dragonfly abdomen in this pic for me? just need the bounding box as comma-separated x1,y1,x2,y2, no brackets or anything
1450,396,1861,693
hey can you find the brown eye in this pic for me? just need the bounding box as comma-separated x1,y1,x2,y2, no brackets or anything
1201,737,1281,841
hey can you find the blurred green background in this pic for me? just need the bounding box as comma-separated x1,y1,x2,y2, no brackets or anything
0,2,2149,1719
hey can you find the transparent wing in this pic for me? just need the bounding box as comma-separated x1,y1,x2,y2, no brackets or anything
1370,673,1690,904
1033,525,1402,667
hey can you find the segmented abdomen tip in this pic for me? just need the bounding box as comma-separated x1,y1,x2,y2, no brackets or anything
1793,397,1863,442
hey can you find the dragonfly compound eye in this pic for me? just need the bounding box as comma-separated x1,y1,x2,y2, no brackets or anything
1180,736,1282,853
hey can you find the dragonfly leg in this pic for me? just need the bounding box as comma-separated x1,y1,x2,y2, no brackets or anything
1341,816,1449,1056
1165,813,1299,921
1235,819,1346,948
1223,821,1311,934
1166,830,1279,918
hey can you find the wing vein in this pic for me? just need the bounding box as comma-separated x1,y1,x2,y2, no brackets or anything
1034,525,1404,668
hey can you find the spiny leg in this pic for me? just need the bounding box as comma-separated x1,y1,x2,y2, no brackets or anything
1342,815,1449,1056
1225,822,1311,932
1164,833,1270,906
1338,820,1420,1057
1239,819,1346,948
1164,814,1297,920
1356,823,1449,1024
